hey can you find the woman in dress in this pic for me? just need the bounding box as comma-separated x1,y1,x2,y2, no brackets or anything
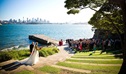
22,42,41,65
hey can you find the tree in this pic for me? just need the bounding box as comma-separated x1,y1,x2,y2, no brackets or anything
89,5,124,40
64,0,126,74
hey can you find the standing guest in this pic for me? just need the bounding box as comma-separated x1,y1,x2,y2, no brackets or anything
68,39,72,48
108,40,111,50
93,43,96,53
79,42,83,52
30,42,34,54
59,39,63,46
61,39,63,45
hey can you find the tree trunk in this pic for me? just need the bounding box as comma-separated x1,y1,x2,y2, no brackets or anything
109,0,126,73
119,34,126,74
118,0,126,74
119,46,126,74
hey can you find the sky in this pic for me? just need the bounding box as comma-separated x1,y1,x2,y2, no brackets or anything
0,0,96,23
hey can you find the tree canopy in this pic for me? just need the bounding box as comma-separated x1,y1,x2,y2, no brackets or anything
64,0,106,14
88,4,124,34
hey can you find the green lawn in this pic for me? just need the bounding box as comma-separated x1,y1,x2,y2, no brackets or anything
57,62,121,74
66,59,123,64
39,65,61,74
74,53,114,56
39,65,85,74
74,51,110,55
75,50,122,55
38,50,122,74
71,56,117,59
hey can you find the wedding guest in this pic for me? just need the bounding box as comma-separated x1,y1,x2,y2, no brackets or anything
59,39,63,46
93,43,96,53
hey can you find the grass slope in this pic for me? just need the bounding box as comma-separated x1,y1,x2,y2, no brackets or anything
38,50,122,74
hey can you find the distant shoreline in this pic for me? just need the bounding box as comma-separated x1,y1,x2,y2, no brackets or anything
1,22,89,25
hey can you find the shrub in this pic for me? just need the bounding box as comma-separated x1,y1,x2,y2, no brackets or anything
9,50,19,59
17,50,29,57
0,49,29,63
0,50,19,62
0,51,12,62
47,49,55,55
52,48,59,53
39,50,49,57
39,47,59,57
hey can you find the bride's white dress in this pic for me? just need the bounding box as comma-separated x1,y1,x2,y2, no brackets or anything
21,47,39,65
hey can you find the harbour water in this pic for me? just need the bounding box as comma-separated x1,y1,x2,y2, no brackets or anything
0,24,94,50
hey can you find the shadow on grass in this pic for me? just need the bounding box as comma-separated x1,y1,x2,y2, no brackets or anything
89,51,95,56
87,49,123,59
100,49,123,59
0,61,22,71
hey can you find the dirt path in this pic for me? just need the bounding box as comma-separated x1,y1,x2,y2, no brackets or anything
0,46,74,74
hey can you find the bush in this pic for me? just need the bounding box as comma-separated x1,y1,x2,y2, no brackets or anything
9,50,20,59
0,50,19,62
52,48,59,53
0,51,12,62
39,47,59,57
17,50,29,57
39,50,49,57
0,49,29,63
47,49,55,55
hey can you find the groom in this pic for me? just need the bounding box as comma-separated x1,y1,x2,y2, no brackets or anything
30,42,34,54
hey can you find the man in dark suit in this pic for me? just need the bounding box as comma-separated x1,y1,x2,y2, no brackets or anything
30,42,34,54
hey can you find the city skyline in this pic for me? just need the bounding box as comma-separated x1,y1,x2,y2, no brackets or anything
0,0,95,23
0,17,50,24
0,17,89,24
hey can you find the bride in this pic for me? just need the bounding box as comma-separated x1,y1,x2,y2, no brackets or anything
21,42,41,65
